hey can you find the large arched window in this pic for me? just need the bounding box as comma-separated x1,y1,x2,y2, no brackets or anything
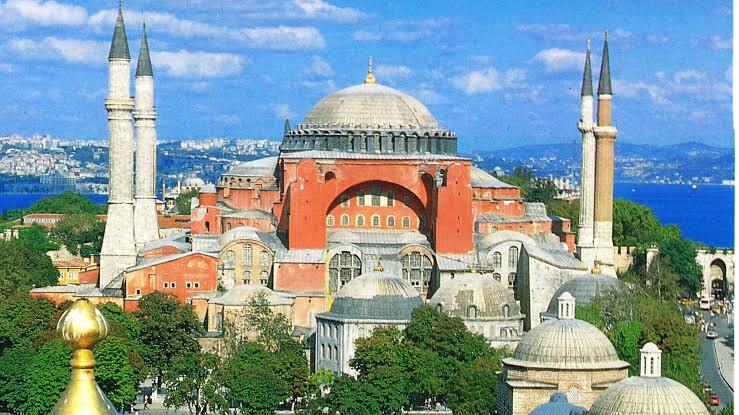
329,251,362,292
356,215,365,227
340,214,349,226
402,251,433,289
502,304,510,317
508,246,519,268
243,245,253,266
260,271,269,285
492,251,502,268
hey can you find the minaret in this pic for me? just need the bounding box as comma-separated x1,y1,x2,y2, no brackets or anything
100,2,137,289
593,31,617,275
577,41,596,270
133,21,160,244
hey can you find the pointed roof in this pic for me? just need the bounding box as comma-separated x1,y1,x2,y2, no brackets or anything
283,118,291,133
109,3,130,60
136,22,153,76
580,42,593,96
597,31,612,95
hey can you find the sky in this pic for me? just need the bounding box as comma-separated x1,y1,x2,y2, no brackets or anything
0,0,734,150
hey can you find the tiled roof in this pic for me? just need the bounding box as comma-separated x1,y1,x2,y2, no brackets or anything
281,150,467,161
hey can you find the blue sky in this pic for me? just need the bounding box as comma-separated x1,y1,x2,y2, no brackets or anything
0,0,733,149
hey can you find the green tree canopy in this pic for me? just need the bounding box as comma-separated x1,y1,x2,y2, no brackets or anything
164,351,229,415
94,336,143,411
496,167,557,204
0,239,59,298
18,338,72,415
223,342,291,415
446,357,504,415
174,189,200,215
135,292,204,387
0,294,56,352
17,225,59,254
51,213,105,257
659,238,702,295
26,192,105,215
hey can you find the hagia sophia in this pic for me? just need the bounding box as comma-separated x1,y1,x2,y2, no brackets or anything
33,5,711,415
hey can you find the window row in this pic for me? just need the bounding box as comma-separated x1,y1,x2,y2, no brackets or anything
401,251,433,289
321,323,339,339
241,270,270,285
162,281,200,289
222,245,271,267
465,324,518,339
320,343,340,362
491,272,517,289
489,246,519,268
329,252,362,292
327,214,413,228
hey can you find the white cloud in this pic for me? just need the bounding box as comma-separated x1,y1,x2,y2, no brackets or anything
292,0,366,23
308,55,333,77
0,0,87,27
230,26,325,50
707,35,732,50
6,37,107,64
532,48,584,72
0,62,18,73
646,34,670,44
414,88,445,105
272,103,295,119
151,50,244,78
88,9,222,38
450,67,526,94
516,23,633,43
352,30,382,41
374,64,412,82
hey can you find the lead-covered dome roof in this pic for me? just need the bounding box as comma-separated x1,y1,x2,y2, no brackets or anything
325,271,423,321
304,83,439,130
505,318,626,370
428,273,522,319
590,377,709,415
543,274,626,318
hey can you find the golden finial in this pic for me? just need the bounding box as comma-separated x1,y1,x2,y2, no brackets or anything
51,299,117,415
364,56,376,84
592,260,601,275
374,256,384,272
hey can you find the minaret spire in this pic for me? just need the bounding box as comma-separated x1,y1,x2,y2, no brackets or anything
581,40,593,97
109,1,130,60
136,21,153,77
597,31,612,95
576,40,596,269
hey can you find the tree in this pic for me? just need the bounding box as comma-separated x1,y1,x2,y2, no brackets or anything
52,213,105,257
608,321,641,376
350,326,405,377
19,338,72,415
0,293,56,352
95,336,143,411
325,375,381,415
174,189,200,215
164,351,229,415
223,342,290,415
0,345,35,413
659,238,702,296
527,178,557,204
135,292,204,387
25,192,104,215
17,225,59,254
446,357,503,415
0,240,59,299
546,199,580,233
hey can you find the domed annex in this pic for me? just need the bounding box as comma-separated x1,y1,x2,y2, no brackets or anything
428,273,524,348
528,393,586,415
315,264,423,375
496,293,629,415
541,271,625,321
281,58,457,155
590,343,709,415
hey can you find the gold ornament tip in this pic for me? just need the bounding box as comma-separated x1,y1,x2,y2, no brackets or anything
364,56,376,84
57,299,109,350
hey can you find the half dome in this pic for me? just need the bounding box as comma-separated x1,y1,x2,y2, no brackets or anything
327,271,422,320
429,273,521,319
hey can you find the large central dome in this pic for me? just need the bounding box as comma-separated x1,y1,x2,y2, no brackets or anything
304,83,440,130
281,62,457,156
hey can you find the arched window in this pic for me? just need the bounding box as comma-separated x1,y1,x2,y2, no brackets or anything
493,273,501,282
358,193,366,206
467,305,477,318
340,214,349,226
243,244,253,266
503,304,510,317
371,214,380,227
329,345,334,360
402,251,433,289
259,251,270,266
371,187,381,206
326,215,335,227
205,221,210,232
402,216,411,228
329,251,362,293
243,271,252,285
356,215,365,227
321,344,325,359
500,328,508,338
387,192,395,206
508,273,516,288
341,194,350,207
492,251,502,268
508,246,519,268
260,271,269,285
333,345,339,362
224,250,235,267
387,216,395,227
226,223,232,231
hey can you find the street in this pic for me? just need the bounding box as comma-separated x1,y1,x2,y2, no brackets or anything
698,310,734,411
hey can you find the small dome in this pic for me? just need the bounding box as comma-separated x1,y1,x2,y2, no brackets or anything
590,377,709,415
428,273,521,319
183,177,206,187
303,83,440,130
211,284,294,306
328,271,422,320
529,393,586,415
507,318,627,370
544,275,625,318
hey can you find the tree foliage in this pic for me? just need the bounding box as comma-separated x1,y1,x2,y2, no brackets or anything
0,294,56,352
446,357,503,415
223,342,291,415
659,238,702,295
496,167,557,204
164,351,229,415
94,336,143,411
25,192,105,215
18,338,71,415
174,189,200,215
0,239,59,298
135,292,204,386
546,198,580,233
51,213,105,257
17,225,59,254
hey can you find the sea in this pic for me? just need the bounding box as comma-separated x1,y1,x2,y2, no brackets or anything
0,182,734,248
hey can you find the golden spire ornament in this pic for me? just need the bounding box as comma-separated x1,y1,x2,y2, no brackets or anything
374,256,384,272
51,299,117,415
364,56,376,84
